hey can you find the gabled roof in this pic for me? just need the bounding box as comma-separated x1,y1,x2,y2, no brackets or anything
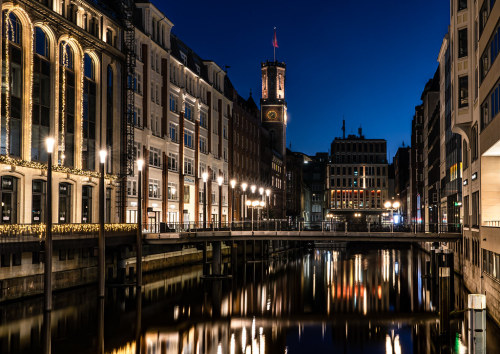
170,33,208,82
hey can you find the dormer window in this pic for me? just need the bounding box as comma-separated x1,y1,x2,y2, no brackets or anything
180,52,187,66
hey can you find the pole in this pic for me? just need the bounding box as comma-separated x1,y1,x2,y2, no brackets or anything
136,169,142,288
218,184,222,229
203,181,207,229
231,187,235,230
44,151,52,312
98,160,105,297
468,294,486,354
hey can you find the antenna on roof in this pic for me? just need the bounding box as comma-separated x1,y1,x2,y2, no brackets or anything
342,118,346,139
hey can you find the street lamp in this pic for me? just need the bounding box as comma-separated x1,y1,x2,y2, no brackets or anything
265,188,271,220
384,200,400,225
98,149,107,298
251,185,256,195
241,182,248,223
217,176,224,229
44,137,55,311
230,179,236,228
136,158,144,288
202,172,208,229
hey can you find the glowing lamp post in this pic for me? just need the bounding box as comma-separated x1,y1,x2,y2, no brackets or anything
202,172,208,229
265,189,271,220
217,176,224,229
44,137,55,311
241,182,248,224
136,158,144,288
230,179,236,228
98,149,107,298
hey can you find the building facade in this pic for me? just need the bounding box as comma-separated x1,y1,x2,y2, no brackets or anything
327,131,389,223
0,0,124,226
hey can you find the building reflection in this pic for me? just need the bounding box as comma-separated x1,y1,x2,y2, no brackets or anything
0,247,493,353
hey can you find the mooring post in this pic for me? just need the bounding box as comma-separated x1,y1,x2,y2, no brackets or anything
468,294,486,354
438,266,451,335
252,240,256,261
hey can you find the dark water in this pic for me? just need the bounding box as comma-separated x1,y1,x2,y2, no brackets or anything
1,245,499,353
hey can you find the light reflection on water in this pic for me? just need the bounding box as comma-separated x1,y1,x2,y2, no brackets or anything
0,246,499,353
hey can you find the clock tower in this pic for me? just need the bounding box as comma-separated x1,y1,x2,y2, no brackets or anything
261,61,287,158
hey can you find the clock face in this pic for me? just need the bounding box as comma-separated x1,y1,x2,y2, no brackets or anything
267,110,278,120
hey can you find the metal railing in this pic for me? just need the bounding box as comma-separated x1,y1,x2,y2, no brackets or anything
141,220,463,235
484,221,500,228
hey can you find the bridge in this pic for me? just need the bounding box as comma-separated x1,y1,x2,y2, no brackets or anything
0,221,461,245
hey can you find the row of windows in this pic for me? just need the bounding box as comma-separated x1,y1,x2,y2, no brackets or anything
332,155,387,164
330,166,386,176
330,189,383,209
332,142,386,154
330,177,386,188
480,22,500,81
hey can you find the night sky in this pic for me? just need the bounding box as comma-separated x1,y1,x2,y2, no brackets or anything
157,0,450,159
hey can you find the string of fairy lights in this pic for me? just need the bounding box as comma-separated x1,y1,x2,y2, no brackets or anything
0,223,137,238
4,10,12,157
60,41,68,164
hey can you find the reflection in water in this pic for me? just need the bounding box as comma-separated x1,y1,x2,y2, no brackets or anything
1,246,499,353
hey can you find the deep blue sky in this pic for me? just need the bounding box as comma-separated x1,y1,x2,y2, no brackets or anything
158,0,450,159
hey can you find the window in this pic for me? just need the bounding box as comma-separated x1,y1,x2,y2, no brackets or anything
458,28,468,58
32,27,51,162
149,179,160,199
184,129,194,149
32,180,46,223
185,103,193,121
169,93,178,112
184,158,194,176
149,147,161,168
471,125,478,161
482,79,500,129
58,183,72,224
459,76,469,108
458,0,467,11
200,111,207,128
463,140,469,169
81,185,92,223
127,180,137,196
169,123,178,143
106,66,113,172
200,137,207,154
168,153,178,171
472,191,479,228
184,185,190,203
82,54,96,170
168,182,177,200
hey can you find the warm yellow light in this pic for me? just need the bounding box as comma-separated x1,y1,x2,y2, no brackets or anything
202,172,208,183
217,176,224,186
265,188,271,197
393,201,400,209
384,201,392,209
259,187,264,195
252,200,259,207
137,159,144,172
259,201,265,207
230,179,236,189
245,200,251,206
99,149,107,164
251,185,256,193
241,182,248,192
45,137,55,153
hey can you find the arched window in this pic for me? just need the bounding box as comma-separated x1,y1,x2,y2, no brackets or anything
1,12,23,157
0,176,18,224
59,42,75,167
83,54,96,170
58,182,72,224
32,27,51,162
32,179,46,223
81,185,92,223
106,65,113,172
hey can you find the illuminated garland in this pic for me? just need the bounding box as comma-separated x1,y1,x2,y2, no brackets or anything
0,155,118,180
79,52,84,168
0,223,137,239
4,10,13,157
60,42,69,164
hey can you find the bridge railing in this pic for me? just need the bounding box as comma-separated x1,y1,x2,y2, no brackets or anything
142,220,463,235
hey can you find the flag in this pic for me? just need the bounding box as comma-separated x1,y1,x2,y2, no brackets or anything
273,27,278,48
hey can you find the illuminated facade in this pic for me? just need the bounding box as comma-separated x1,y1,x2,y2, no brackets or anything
0,0,124,225
327,133,389,222
125,3,231,228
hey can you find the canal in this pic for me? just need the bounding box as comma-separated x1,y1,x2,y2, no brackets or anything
1,245,499,353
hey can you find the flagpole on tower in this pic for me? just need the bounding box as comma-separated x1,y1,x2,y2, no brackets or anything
273,27,278,62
